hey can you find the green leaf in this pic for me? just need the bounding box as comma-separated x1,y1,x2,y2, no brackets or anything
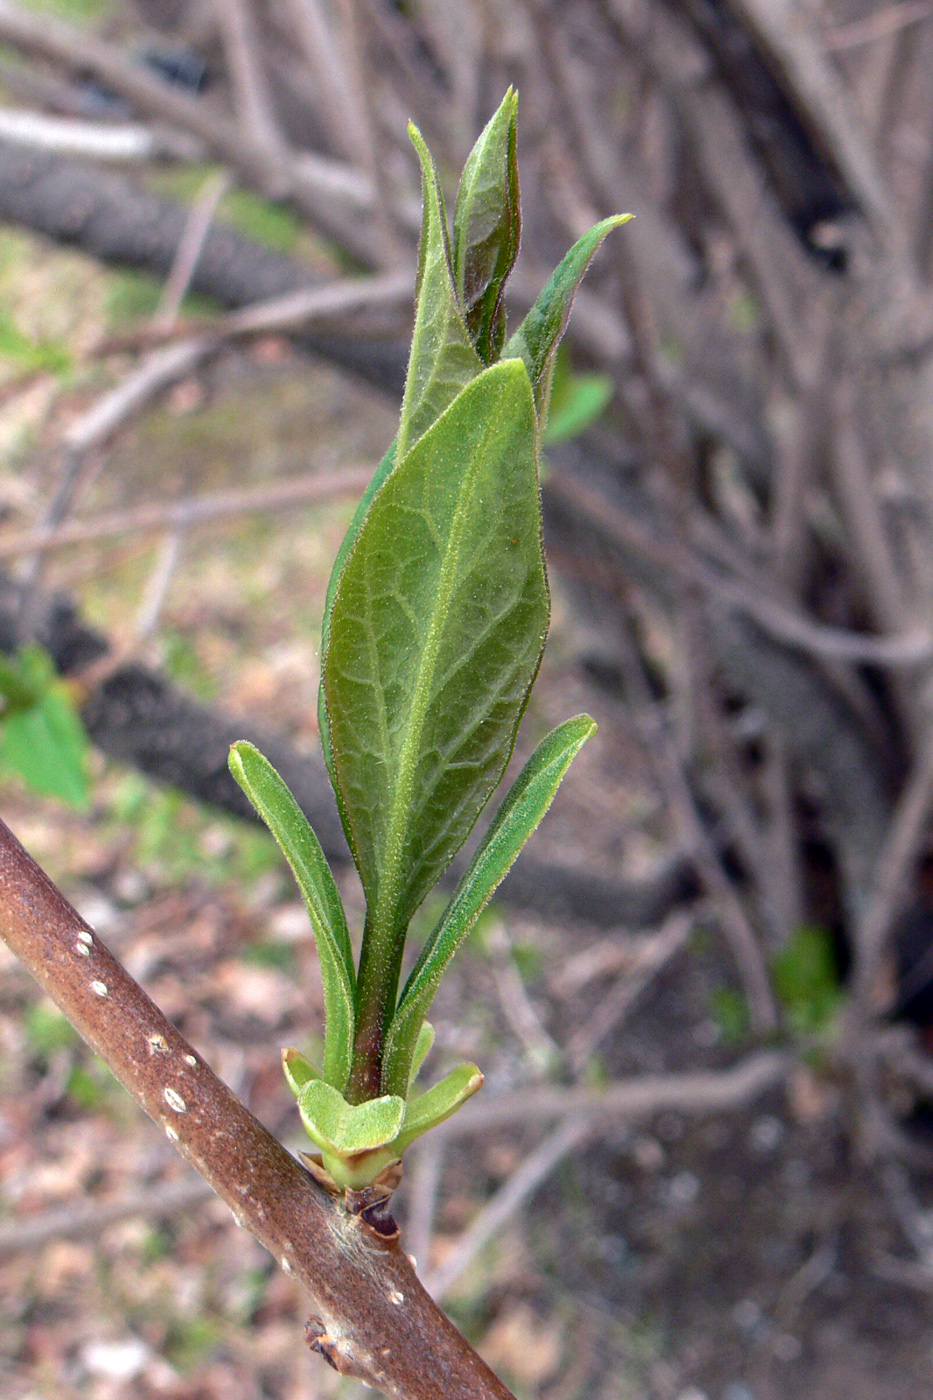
393,1063,484,1155
282,1046,321,1096
397,125,483,460
408,1019,435,1087
0,647,89,807
228,742,355,1091
503,215,631,428
382,714,596,1094
298,1080,405,1154
0,650,40,708
2,695,88,806
543,349,614,444
321,358,549,1025
318,438,397,814
297,1080,406,1189
771,924,842,1035
452,88,521,364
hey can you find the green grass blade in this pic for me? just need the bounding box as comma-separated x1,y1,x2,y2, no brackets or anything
397,125,482,460
228,742,355,1091
321,359,549,1019
382,714,596,1094
503,215,631,426
452,87,520,364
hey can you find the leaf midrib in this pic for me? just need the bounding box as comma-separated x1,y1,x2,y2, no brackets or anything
368,416,496,951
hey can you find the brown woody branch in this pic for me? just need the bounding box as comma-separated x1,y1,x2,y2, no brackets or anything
0,816,514,1400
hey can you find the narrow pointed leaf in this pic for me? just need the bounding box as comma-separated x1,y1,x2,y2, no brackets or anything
503,215,631,425
452,87,520,364
229,742,355,1091
393,1063,484,1154
297,1080,405,1154
282,1047,321,1097
408,1019,435,1087
397,125,483,461
382,714,596,1094
321,359,549,1004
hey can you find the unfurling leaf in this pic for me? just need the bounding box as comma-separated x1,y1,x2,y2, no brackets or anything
397,126,482,461
504,214,631,431
228,742,355,1092
382,714,597,1094
452,86,520,364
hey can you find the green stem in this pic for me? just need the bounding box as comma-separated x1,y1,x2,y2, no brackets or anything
346,911,406,1102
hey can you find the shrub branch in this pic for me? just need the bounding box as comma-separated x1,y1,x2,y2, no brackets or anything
0,816,515,1400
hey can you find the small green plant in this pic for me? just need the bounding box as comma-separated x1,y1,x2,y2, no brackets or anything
0,644,90,806
229,91,629,1192
0,309,72,375
772,923,843,1036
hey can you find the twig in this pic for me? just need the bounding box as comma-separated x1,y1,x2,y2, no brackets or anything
822,2,933,53
726,0,895,242
417,1050,785,1299
484,919,562,1075
99,268,414,354
0,465,373,560
0,109,169,160
0,1174,213,1258
423,1116,592,1301
131,528,186,643
333,0,405,265
214,0,288,162
0,817,516,1400
0,0,378,264
151,170,232,333
404,1136,445,1278
563,912,693,1075
615,613,778,1032
853,730,933,1004
546,472,933,668
437,1051,788,1137
829,378,908,634
285,0,368,163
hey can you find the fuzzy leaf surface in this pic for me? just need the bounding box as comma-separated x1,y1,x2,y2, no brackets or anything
298,1080,405,1155
382,714,596,1093
321,359,548,978
452,87,520,364
397,125,482,461
504,215,631,424
228,742,355,1091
